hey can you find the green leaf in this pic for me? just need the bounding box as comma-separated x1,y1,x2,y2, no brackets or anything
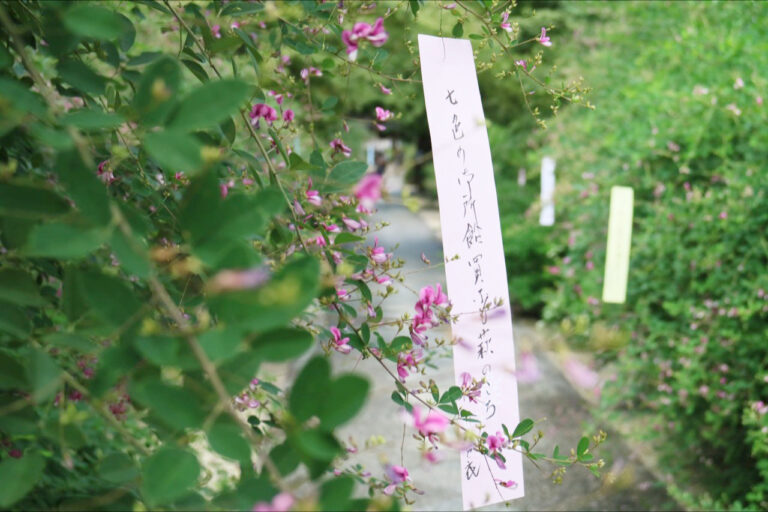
182,59,209,83
27,349,62,402
577,436,590,457
140,448,200,506
0,269,45,306
0,78,46,116
321,375,369,429
293,428,342,462
144,130,203,175
98,453,139,484
23,222,107,259
110,229,151,279
133,56,181,125
0,352,26,389
320,476,355,511
269,442,300,477
452,22,464,38
391,391,405,407
0,452,45,507
512,418,534,438
43,332,94,352
198,328,243,364
61,109,124,130
332,232,365,244
28,124,73,150
439,386,462,404
79,271,142,327
328,161,368,185
251,327,312,362
0,301,30,338
54,150,111,226
289,356,331,422
134,336,197,370
63,5,127,40
208,419,251,465
130,378,206,431
56,59,107,95
169,79,251,132
0,44,11,70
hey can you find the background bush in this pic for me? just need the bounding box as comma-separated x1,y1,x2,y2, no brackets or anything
498,2,768,508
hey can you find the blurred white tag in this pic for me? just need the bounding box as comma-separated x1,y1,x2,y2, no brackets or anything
539,156,556,226
602,186,634,303
418,34,524,510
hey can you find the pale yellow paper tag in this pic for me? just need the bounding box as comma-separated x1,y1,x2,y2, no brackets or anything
602,186,634,304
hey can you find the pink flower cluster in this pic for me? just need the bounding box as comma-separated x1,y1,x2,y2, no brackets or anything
355,173,382,213
397,349,421,381
341,18,388,61
410,284,449,344
383,464,410,495
330,137,352,157
330,326,351,354
410,406,449,443
252,493,294,512
249,103,278,128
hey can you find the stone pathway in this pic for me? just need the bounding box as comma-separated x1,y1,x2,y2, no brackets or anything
333,200,677,511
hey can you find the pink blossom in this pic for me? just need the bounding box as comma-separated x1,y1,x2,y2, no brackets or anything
324,223,342,234
367,18,388,47
734,77,744,90
300,67,322,82
397,351,420,381
564,358,599,389
515,59,527,70
385,464,410,484
375,274,392,285
411,406,449,437
375,106,393,122
587,296,599,306
719,211,727,220
538,27,552,47
443,2,457,9
369,237,390,264
374,123,386,132
698,385,709,395
500,12,512,33
330,326,351,354
249,103,278,127
230,21,241,30
340,17,388,61
486,432,505,452
305,181,322,206
342,216,362,231
515,351,541,383
459,372,482,402
423,450,441,463
330,138,352,157
355,173,382,212
211,24,221,39
757,96,763,106
283,109,294,123
252,492,294,512
586,261,595,271
497,480,518,489
207,267,269,292
336,288,349,301
313,235,326,247
380,85,392,95
367,302,376,317
96,160,116,184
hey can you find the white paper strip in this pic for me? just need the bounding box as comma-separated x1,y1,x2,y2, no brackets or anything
539,156,556,226
602,186,634,303
418,34,524,510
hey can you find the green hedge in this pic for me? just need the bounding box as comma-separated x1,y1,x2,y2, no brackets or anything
526,2,768,508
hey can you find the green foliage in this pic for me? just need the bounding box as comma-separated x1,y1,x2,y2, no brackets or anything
501,2,768,508
0,0,598,509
